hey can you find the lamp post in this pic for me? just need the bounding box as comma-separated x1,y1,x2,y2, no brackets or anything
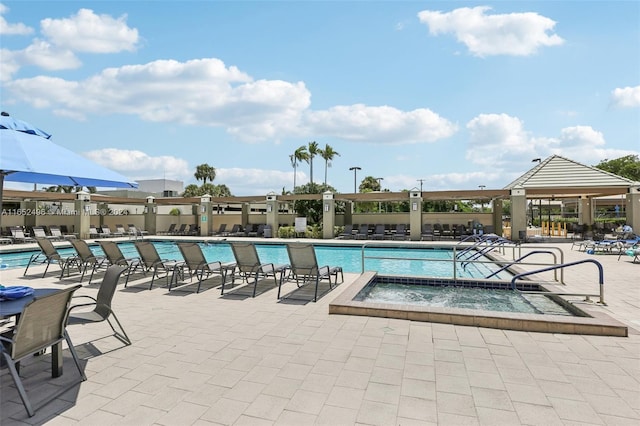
478,185,485,212
349,166,361,193
417,179,425,192
532,158,542,228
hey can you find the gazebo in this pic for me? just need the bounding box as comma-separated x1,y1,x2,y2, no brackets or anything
505,155,639,240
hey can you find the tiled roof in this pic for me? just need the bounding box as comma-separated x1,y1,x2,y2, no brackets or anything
504,155,636,189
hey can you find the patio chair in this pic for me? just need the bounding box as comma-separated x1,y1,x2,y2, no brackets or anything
50,225,76,240
128,224,148,240
176,242,230,293
67,265,131,346
371,224,386,240
101,225,124,238
115,224,128,235
10,226,35,243
338,224,354,239
280,243,343,302
88,225,103,238
224,242,289,297
210,223,227,236
69,239,107,283
133,241,183,289
228,224,244,236
173,223,188,235
355,224,369,240
393,224,408,240
24,237,79,278
32,226,58,241
159,223,176,235
421,223,435,241
97,240,142,284
1,285,86,417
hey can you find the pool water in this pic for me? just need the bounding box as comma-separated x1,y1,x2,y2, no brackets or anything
355,282,575,316
0,241,511,279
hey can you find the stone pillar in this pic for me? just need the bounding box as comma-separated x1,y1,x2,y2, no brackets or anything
492,199,503,236
322,192,335,239
626,185,640,232
579,196,592,226
23,200,37,230
74,192,91,239
241,203,249,229
510,187,527,242
145,196,158,235
97,202,109,228
199,195,211,236
409,190,422,241
266,193,278,237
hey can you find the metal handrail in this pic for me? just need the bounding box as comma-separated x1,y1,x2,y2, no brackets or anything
359,242,558,283
485,250,559,281
509,259,605,304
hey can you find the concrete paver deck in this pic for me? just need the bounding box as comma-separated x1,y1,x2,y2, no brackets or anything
0,239,638,425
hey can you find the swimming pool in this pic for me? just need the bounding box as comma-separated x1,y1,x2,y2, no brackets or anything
0,241,511,279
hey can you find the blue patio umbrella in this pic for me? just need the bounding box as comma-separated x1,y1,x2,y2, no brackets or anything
0,114,138,227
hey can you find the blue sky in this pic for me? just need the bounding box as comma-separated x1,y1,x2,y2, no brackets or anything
1,1,639,195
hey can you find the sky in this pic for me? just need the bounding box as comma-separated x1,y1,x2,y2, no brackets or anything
1,0,639,196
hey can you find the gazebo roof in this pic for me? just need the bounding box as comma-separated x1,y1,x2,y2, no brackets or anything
504,155,635,198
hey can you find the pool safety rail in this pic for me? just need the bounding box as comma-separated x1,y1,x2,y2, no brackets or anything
359,239,605,305
510,258,606,305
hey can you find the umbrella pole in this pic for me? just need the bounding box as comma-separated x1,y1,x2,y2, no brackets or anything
0,173,4,231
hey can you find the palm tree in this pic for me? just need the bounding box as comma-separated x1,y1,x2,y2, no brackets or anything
292,146,309,188
194,163,216,185
319,144,340,185
307,141,319,184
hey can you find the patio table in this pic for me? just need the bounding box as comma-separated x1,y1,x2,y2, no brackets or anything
1,288,66,377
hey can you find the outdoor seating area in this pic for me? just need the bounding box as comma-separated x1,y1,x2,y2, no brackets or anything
1,237,639,423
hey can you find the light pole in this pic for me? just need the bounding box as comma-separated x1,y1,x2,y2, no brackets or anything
532,158,542,228
417,179,425,193
478,185,485,212
376,178,384,212
349,166,361,193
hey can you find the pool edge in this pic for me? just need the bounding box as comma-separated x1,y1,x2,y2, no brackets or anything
328,272,628,337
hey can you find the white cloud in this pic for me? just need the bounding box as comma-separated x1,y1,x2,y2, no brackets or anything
304,104,457,144
611,85,640,108
465,113,639,172
82,148,191,181
4,58,457,145
417,6,564,57
466,113,543,167
40,8,139,53
0,4,34,35
0,8,139,80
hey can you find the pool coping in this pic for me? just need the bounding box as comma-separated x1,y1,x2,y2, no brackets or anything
328,272,629,337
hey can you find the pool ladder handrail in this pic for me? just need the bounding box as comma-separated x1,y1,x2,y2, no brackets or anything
485,250,560,282
509,258,605,305
456,234,512,261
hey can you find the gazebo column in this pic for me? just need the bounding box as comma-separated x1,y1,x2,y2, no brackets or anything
510,187,527,242
199,195,211,236
491,199,503,236
144,196,158,235
409,190,422,241
322,192,335,239
74,192,91,239
578,196,592,226
266,193,278,238
626,186,640,232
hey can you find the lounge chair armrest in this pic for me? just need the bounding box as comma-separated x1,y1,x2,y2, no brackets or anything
69,302,97,310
